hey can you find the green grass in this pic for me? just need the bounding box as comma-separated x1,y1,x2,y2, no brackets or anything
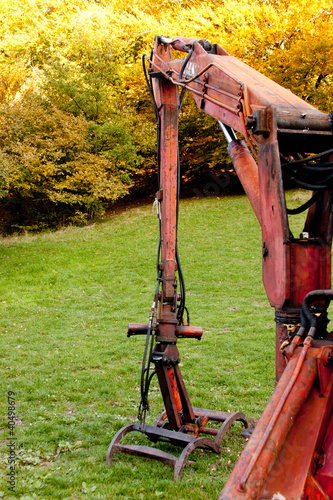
0,191,307,499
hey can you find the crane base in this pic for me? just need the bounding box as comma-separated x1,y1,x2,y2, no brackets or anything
106,407,248,480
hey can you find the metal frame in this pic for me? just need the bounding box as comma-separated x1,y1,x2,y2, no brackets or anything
107,36,333,498
107,408,248,481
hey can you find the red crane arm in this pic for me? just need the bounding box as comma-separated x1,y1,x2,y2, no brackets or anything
107,35,333,499
149,36,333,499
150,36,331,134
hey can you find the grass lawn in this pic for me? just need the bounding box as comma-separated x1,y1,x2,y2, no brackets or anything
0,192,306,499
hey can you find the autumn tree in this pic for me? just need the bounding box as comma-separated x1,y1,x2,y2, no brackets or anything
0,0,331,232
0,96,129,231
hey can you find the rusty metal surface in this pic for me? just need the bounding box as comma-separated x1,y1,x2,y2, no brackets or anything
127,323,203,339
149,37,332,139
256,106,290,311
109,35,333,497
304,473,330,500
148,36,333,499
315,404,333,498
261,355,333,498
227,140,261,224
219,345,333,499
107,37,250,475
106,411,248,481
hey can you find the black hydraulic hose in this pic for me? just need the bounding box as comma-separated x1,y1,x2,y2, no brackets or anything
139,53,166,425
179,87,187,109
179,49,193,84
301,289,333,332
184,305,190,326
287,176,331,191
142,53,159,120
141,49,189,417
138,277,160,425
143,53,161,186
281,148,333,169
287,289,333,357
290,168,333,183
282,148,333,193
286,191,322,215
176,137,187,325
299,162,333,172
176,247,185,325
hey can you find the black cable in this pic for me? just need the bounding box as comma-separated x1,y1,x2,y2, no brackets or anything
139,50,189,421
175,121,186,326
184,306,190,326
179,87,187,109
143,52,161,186
179,49,193,84
286,191,322,215
138,276,160,426
287,163,333,180
287,176,331,191
281,148,333,168
281,149,333,217
281,149,333,190
138,53,164,425
300,161,333,171
301,289,333,332
176,248,185,325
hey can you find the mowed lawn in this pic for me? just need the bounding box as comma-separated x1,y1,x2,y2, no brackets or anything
1,192,306,499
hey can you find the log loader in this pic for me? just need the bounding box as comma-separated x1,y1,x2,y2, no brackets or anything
107,36,333,499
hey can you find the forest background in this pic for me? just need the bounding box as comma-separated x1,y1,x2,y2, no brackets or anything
0,0,332,233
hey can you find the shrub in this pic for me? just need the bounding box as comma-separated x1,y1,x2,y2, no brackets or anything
0,96,130,232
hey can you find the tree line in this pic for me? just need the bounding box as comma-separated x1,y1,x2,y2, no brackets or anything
0,0,331,232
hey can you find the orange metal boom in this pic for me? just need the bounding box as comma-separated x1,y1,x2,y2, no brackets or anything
148,36,333,499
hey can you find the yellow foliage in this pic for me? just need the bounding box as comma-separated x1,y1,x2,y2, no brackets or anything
0,96,128,229
0,0,332,230
1,0,331,108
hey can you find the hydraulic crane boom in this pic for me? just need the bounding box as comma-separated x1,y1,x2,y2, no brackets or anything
107,36,333,499
150,35,333,380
